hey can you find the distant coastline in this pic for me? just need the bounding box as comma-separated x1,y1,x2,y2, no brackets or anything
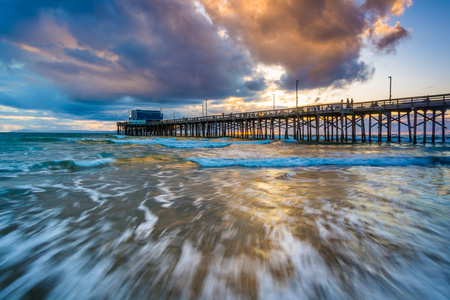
7,129,116,134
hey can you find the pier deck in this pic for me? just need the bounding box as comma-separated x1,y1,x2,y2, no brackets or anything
117,93,450,143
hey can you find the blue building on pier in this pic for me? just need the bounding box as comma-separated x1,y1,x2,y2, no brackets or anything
129,109,163,124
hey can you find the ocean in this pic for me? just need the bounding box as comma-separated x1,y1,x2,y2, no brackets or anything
0,132,449,299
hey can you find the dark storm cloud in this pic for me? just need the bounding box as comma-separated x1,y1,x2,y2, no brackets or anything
278,60,374,90
244,77,267,92
0,0,254,114
0,0,413,117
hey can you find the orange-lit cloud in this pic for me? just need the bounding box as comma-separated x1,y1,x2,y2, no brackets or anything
363,0,413,16
202,0,367,88
363,0,413,53
367,20,410,53
201,0,412,89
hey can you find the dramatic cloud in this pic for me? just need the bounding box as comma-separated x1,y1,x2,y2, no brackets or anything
0,0,413,119
201,0,412,89
0,0,254,110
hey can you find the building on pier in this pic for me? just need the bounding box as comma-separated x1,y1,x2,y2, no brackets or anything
117,93,449,144
129,109,163,124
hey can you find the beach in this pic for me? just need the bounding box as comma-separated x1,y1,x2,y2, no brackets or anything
0,132,449,299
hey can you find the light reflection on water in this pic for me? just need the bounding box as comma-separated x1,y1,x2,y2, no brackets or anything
0,133,449,299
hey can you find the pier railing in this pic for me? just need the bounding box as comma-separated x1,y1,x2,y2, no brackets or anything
158,93,449,124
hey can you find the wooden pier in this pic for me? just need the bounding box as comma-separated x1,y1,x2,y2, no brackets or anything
117,93,449,144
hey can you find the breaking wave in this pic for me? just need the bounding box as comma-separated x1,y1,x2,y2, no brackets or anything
30,158,116,170
187,156,450,168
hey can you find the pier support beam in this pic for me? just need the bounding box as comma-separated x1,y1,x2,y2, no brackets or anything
423,110,427,144
443,110,446,143
413,110,417,144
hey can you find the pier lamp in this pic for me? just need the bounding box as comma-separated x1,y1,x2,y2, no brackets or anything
206,99,208,117
388,76,392,100
202,105,204,117
296,80,299,108
273,94,275,110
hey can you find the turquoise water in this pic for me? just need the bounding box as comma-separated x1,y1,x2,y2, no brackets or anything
0,133,449,299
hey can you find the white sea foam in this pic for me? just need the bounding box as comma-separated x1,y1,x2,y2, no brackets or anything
152,181,179,208
73,158,116,167
260,226,342,300
72,179,109,205
187,156,445,168
172,241,202,299
15,184,46,193
135,200,158,239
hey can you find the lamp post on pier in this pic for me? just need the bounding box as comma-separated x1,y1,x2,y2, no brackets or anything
205,99,208,117
273,94,275,110
202,105,204,117
296,80,299,108
388,76,392,100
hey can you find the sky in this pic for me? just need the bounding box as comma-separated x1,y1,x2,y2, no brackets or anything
0,0,449,132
